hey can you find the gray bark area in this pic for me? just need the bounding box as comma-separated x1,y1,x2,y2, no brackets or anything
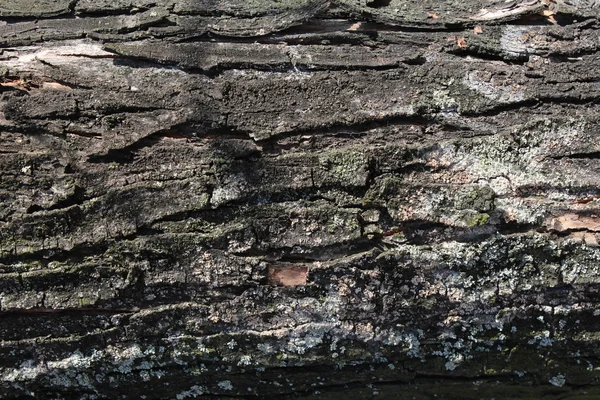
1,0,600,398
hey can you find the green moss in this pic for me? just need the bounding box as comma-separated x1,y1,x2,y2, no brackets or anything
190,347,215,356
362,194,383,208
573,331,600,341
455,186,496,212
318,150,368,186
466,213,489,227
506,347,546,372
78,297,94,307
363,177,402,207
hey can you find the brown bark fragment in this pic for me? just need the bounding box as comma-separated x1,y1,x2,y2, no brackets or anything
268,265,309,287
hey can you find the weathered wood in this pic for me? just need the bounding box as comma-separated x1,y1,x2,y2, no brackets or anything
1,0,600,398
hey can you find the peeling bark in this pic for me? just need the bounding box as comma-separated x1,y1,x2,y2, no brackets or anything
1,1,600,399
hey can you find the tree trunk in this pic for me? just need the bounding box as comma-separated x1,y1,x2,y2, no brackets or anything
1,0,600,398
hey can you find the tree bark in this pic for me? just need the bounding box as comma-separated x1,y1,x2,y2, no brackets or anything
1,0,600,398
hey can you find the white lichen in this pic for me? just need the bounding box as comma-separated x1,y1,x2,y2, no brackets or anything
549,374,566,387
217,380,233,391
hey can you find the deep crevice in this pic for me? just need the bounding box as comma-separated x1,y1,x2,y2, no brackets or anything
0,242,109,266
108,52,407,77
449,48,529,65
256,114,436,146
460,99,541,117
0,307,138,318
367,0,392,8
550,151,600,160
86,123,252,164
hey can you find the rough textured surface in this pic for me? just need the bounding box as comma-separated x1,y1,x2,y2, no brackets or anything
1,0,600,398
